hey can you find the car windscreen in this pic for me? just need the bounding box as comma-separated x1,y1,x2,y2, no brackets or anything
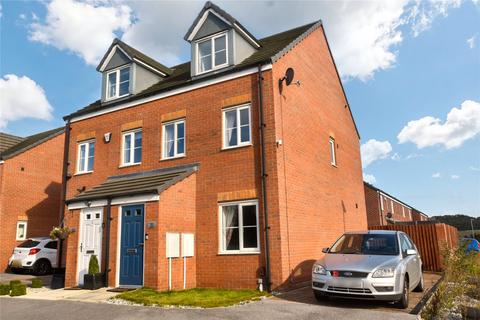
329,233,399,255
17,240,40,248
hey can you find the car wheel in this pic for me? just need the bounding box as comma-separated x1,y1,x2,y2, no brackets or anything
33,260,51,276
413,273,424,292
395,277,409,309
313,290,326,302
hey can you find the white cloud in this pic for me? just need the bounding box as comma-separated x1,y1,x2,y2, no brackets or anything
29,0,133,65
0,75,54,129
398,100,480,149
432,172,441,178
27,0,462,80
407,0,462,37
467,35,476,49
363,173,377,184
451,174,460,179
361,139,393,168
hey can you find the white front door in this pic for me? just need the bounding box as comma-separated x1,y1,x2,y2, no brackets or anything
78,208,103,285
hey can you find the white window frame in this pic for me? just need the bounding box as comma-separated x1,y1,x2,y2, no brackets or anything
76,140,95,174
162,119,186,160
222,103,252,150
121,128,142,166
16,221,27,241
106,65,131,100
218,200,260,254
329,137,337,166
196,31,229,75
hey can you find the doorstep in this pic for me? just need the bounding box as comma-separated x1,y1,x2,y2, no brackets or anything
19,287,118,303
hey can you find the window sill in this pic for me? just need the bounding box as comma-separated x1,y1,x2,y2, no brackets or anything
160,155,186,162
218,251,260,256
74,171,93,176
119,163,141,169
221,143,253,152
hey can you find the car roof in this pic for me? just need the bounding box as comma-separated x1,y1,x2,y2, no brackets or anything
28,237,53,241
344,230,398,235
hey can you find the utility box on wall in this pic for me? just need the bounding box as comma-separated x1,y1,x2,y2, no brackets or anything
166,232,180,258
182,233,194,257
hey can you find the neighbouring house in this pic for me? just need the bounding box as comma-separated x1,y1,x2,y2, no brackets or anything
62,2,367,291
364,181,428,227
0,128,65,271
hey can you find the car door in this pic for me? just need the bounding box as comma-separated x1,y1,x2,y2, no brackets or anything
399,233,418,290
405,234,422,284
43,241,58,268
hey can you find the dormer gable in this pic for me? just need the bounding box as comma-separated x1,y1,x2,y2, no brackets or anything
96,39,173,103
184,1,260,77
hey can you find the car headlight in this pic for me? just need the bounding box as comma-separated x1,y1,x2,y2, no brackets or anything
372,267,395,278
313,264,327,275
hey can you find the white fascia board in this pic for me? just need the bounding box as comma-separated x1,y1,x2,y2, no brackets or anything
68,200,108,210
99,45,132,72
233,23,260,48
133,58,168,77
67,194,159,210
70,64,272,123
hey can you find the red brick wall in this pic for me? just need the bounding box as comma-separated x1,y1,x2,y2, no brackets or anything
269,25,367,289
0,133,64,270
64,71,271,289
364,184,382,226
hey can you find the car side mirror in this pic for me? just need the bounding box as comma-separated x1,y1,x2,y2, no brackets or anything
406,249,417,256
322,247,329,253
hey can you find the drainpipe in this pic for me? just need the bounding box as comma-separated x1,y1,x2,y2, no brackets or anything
257,64,271,292
57,120,71,272
104,198,112,287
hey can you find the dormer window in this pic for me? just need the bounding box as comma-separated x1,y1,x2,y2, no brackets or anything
106,66,130,100
197,32,228,74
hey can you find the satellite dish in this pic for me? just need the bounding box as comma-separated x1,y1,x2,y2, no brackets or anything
284,68,294,86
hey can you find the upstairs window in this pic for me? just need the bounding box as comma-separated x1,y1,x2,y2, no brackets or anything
223,104,251,149
122,129,142,166
197,33,228,74
162,119,185,159
107,66,130,100
329,137,337,166
77,140,95,173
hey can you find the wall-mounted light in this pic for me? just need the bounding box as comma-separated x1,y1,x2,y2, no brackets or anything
104,132,112,143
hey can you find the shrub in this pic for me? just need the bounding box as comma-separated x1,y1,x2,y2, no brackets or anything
10,284,27,297
0,284,10,295
31,278,43,288
88,255,100,275
9,280,21,289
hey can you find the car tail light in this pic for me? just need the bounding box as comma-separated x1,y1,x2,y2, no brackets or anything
28,248,41,255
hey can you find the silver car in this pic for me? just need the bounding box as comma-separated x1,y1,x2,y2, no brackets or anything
312,230,424,308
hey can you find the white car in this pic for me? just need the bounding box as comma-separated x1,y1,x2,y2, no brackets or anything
9,237,58,275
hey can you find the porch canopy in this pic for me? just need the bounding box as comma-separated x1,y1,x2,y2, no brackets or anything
66,163,199,205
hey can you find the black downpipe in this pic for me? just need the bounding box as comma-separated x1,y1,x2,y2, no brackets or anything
104,198,112,287
57,120,71,272
257,65,271,292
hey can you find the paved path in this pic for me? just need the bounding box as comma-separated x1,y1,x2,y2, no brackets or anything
0,297,418,320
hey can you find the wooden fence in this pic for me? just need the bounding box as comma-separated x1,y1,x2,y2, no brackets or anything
369,223,458,272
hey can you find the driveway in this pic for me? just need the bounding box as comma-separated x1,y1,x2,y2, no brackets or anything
0,297,417,320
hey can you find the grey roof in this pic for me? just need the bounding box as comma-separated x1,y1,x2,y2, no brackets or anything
0,127,65,160
184,1,260,48
65,22,319,120
96,38,174,76
0,132,24,154
66,163,199,203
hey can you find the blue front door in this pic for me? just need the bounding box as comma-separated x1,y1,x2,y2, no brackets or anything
120,205,144,286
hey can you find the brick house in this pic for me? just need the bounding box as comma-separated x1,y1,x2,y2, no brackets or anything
62,2,367,291
0,128,65,271
364,182,428,227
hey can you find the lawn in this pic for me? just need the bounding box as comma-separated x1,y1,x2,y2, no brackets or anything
114,288,269,308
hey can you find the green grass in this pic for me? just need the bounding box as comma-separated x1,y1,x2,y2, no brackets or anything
115,288,269,308
31,278,43,288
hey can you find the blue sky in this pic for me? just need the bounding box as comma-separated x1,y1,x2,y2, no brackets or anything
1,1,479,217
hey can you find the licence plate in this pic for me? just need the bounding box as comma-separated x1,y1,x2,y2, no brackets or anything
11,260,22,268
336,278,363,288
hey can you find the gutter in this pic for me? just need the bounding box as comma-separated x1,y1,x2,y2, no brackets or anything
257,64,272,292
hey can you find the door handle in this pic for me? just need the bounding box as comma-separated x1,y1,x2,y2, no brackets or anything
80,243,83,252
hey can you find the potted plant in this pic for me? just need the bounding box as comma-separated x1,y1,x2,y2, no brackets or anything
83,255,103,290
49,226,73,240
